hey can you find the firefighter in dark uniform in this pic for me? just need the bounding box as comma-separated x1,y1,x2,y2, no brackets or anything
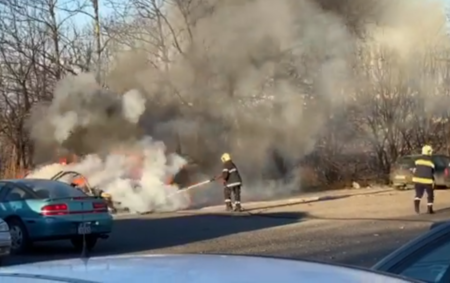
412,145,435,214
220,153,243,212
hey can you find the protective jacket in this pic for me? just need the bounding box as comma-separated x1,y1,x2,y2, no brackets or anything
412,155,435,185
222,160,242,187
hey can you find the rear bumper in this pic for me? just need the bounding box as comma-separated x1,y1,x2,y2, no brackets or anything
392,172,450,187
391,179,413,188
433,176,450,187
392,181,450,188
392,183,413,189
29,217,113,241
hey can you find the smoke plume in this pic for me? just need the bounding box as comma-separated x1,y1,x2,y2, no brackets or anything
27,0,448,211
28,74,191,213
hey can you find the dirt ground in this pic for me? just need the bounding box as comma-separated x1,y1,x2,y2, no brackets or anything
192,185,450,218
263,187,450,219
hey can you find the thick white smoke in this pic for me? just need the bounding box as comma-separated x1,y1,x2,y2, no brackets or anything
28,74,191,213
27,138,190,213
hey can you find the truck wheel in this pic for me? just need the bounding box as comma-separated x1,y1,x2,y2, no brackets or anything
71,235,98,251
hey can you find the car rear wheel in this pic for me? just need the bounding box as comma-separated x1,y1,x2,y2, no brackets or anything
7,218,31,254
434,185,449,190
70,235,98,251
392,185,406,190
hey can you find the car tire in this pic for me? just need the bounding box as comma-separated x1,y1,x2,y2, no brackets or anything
6,218,31,254
392,185,405,190
435,185,449,190
70,235,98,251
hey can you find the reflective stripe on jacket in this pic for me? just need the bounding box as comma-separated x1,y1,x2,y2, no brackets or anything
412,155,435,184
222,160,242,187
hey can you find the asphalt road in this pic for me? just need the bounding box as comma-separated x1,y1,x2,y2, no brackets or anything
4,207,446,268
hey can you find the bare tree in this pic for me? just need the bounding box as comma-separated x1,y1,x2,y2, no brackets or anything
0,0,98,176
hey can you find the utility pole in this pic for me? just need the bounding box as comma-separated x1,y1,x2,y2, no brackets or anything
91,0,101,83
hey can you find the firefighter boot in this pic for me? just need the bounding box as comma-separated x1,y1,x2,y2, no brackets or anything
414,199,420,214
233,202,242,212
225,201,233,212
427,204,434,214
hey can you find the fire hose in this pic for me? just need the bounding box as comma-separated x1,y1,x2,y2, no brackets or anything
182,178,216,191
168,177,218,198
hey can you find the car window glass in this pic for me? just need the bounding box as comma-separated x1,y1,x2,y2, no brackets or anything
4,187,33,201
19,181,87,199
398,238,450,283
397,157,417,168
0,183,9,199
52,172,77,183
432,156,448,169
439,156,450,167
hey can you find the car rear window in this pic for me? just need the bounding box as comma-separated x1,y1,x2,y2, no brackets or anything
432,156,450,169
396,157,417,168
18,181,87,199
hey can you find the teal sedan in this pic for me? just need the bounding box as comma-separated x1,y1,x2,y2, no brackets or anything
0,179,113,254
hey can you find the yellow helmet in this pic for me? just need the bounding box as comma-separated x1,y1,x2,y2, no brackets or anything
221,153,231,162
421,145,433,155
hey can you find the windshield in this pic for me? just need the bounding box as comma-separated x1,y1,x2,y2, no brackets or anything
15,180,87,199
396,155,450,169
396,156,418,169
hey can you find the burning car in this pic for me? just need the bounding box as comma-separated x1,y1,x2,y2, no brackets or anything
43,151,200,214
49,170,118,213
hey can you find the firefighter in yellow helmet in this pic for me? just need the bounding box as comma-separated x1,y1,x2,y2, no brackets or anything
412,145,435,214
219,153,243,212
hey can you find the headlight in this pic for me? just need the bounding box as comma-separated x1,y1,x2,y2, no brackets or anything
0,222,9,232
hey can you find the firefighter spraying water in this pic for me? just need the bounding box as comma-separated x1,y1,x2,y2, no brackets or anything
217,153,243,212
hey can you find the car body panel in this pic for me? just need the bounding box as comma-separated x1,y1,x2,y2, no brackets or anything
0,254,419,283
0,179,112,241
373,221,450,282
373,224,447,270
24,213,112,241
430,221,450,230
390,154,450,189
49,171,123,213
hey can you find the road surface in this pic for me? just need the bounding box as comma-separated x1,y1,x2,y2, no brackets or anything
5,187,450,267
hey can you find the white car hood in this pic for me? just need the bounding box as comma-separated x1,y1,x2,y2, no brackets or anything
0,254,417,283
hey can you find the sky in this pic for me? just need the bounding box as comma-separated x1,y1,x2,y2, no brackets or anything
69,0,450,30
69,0,116,28
444,0,450,31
